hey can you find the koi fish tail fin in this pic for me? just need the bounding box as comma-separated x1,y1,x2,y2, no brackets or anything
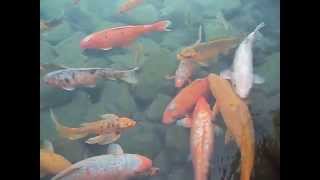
50,109,88,140
121,67,139,84
254,22,265,33
151,20,172,32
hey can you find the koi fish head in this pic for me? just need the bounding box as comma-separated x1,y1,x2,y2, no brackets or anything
134,155,154,175
193,96,212,120
118,117,136,129
177,47,197,61
162,101,179,125
80,33,104,49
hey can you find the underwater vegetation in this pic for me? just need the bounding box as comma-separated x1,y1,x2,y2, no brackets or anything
40,0,280,179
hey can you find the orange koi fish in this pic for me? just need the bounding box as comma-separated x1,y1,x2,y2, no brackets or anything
40,140,72,178
118,0,144,14
51,110,136,145
80,20,171,50
177,26,240,66
162,78,210,125
52,144,159,180
208,73,255,180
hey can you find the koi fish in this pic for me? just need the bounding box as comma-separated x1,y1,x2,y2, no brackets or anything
220,22,265,98
43,67,139,91
51,110,136,145
40,18,63,33
208,73,255,180
177,26,240,66
176,97,223,180
80,20,171,50
162,78,210,125
167,26,203,88
40,140,72,178
52,144,159,180
118,0,144,14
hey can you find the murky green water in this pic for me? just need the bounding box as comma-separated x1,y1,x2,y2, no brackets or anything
40,0,280,179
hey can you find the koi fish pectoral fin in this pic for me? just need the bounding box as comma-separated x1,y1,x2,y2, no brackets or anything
107,143,124,155
253,74,265,84
220,69,232,80
165,74,175,80
176,116,192,128
99,114,119,120
198,61,209,67
86,133,121,145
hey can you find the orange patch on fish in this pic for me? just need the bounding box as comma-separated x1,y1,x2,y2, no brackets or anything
208,73,255,180
190,96,216,180
162,78,210,125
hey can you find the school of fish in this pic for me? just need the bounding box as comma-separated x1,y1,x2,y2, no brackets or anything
40,0,269,179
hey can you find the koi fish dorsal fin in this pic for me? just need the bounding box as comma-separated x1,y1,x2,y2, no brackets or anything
107,143,124,155
194,25,202,45
43,140,54,152
100,114,119,120
52,165,82,180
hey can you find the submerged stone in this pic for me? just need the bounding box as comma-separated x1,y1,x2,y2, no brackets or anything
145,94,171,122
40,40,59,63
41,21,74,45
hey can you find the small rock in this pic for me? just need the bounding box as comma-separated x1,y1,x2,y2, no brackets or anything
118,121,164,159
53,138,90,163
133,48,177,102
87,81,138,118
40,0,67,20
41,21,74,45
121,4,159,24
256,52,280,96
51,91,91,126
63,6,97,34
40,40,59,63
167,167,193,180
53,32,88,67
153,150,172,176
165,125,190,164
40,82,75,110
145,94,171,122
203,20,234,40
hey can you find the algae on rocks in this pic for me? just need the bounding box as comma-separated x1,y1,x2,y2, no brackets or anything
41,21,74,45
53,32,88,67
118,121,164,159
133,48,177,102
40,40,58,63
145,94,171,122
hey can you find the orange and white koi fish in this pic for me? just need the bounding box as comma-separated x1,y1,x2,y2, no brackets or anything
176,97,221,180
208,73,255,180
162,78,210,125
177,26,240,66
80,20,171,50
52,144,159,180
118,0,144,14
51,110,136,145
40,140,72,178
220,22,265,98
